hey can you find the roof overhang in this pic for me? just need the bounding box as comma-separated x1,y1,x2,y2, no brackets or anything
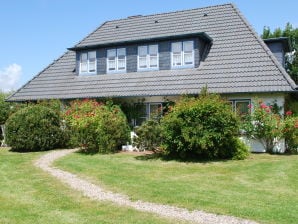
68,32,213,51
264,37,292,52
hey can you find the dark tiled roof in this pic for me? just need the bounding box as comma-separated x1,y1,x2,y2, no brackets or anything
7,3,297,101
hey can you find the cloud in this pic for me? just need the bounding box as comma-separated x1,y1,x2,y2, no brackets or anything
0,64,22,92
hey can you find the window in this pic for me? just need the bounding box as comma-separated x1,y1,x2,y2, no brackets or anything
229,99,251,116
138,45,158,70
133,103,163,126
107,48,126,73
171,41,194,68
80,51,96,74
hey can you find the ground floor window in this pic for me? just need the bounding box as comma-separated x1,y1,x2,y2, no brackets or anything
229,99,251,116
133,103,162,126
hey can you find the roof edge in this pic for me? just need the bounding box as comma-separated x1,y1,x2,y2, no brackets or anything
230,3,297,91
6,89,297,103
68,32,213,51
6,51,71,102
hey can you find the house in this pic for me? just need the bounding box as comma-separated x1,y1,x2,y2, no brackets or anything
7,3,297,151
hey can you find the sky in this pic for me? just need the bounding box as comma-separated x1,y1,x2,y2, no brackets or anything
0,0,297,92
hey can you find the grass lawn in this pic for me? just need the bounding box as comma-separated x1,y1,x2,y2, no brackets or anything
0,148,175,224
55,151,298,224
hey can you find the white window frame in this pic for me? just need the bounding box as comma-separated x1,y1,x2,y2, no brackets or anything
133,102,163,126
229,99,251,115
137,44,159,71
171,40,194,69
79,51,97,75
107,48,126,73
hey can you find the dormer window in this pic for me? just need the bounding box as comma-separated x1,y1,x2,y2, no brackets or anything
138,45,158,70
171,41,194,68
80,51,96,74
107,48,126,73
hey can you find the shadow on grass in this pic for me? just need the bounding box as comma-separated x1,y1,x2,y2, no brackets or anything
134,152,230,164
74,148,98,155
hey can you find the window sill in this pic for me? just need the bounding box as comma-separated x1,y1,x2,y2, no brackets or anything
79,72,97,76
107,70,127,74
137,67,159,72
171,65,194,70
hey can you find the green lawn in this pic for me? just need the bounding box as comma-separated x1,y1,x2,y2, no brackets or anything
0,148,174,224
55,151,298,224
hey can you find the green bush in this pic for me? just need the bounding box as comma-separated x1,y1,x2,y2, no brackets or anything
5,105,64,151
161,94,247,160
133,119,163,152
284,114,298,153
64,99,130,153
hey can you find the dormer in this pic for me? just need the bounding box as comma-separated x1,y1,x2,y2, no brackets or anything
68,33,212,76
264,37,291,68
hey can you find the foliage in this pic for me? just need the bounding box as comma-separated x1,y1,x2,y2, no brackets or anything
133,119,163,152
0,92,24,125
160,93,247,160
242,101,298,153
119,99,146,128
5,105,64,151
285,94,298,116
283,113,298,153
241,101,283,153
261,23,298,83
64,99,130,153
36,99,63,115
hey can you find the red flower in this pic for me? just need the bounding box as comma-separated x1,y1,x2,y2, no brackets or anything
260,103,267,109
286,111,293,116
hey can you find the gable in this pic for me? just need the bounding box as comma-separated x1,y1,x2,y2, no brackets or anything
7,3,297,102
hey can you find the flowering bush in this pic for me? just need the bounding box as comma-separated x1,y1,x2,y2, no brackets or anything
64,99,129,153
242,101,298,153
161,94,248,160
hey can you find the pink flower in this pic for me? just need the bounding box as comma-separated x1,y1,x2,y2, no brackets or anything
286,111,293,116
260,103,267,109
247,104,252,109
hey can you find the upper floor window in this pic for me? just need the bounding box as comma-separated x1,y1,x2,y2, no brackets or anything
107,48,126,73
171,41,194,68
80,51,96,74
138,45,158,70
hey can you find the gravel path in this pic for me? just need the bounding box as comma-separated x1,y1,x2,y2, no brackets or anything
35,149,259,224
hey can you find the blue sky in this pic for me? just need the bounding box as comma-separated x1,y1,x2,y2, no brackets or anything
0,0,297,92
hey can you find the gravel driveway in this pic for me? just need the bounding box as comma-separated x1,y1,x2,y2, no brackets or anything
35,149,259,224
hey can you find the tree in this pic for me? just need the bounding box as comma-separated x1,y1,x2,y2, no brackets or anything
0,92,11,125
261,23,298,83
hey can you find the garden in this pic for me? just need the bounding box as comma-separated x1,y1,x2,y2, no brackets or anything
0,90,298,223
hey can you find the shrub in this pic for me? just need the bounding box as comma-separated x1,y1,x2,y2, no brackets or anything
242,101,285,153
0,92,25,141
64,99,130,153
161,93,247,160
283,113,298,153
5,105,64,151
133,119,163,152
